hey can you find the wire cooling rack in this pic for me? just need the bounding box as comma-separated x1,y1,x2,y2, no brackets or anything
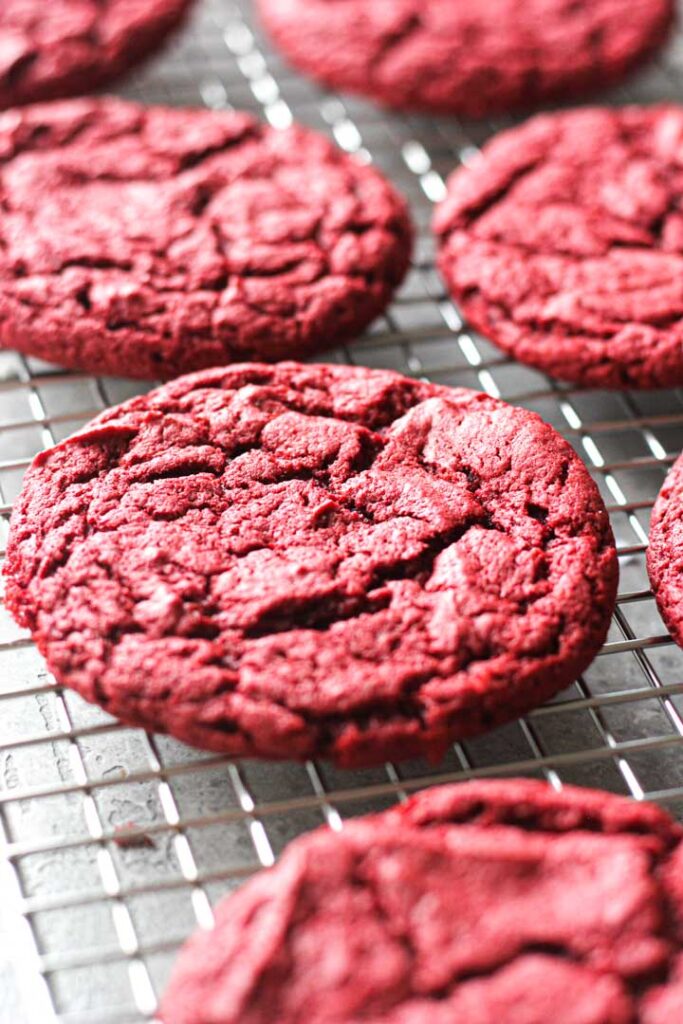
2,1,683,1020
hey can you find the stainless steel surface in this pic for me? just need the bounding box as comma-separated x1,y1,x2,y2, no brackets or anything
2,2,683,1020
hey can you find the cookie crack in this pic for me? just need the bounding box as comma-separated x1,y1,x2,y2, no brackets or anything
371,11,424,74
439,154,551,236
352,842,681,1017
243,516,495,640
352,848,589,1009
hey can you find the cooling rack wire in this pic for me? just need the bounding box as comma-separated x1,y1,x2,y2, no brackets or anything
2,1,683,1020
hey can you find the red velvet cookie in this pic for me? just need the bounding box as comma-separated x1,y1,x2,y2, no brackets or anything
0,0,195,108
648,454,683,648
0,98,411,378
4,363,617,767
257,0,674,118
436,106,683,389
160,779,683,1024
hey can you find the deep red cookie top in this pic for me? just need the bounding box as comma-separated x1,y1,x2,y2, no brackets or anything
0,0,195,108
648,454,683,648
436,106,683,389
160,779,683,1024
0,98,411,378
258,0,673,117
5,363,617,767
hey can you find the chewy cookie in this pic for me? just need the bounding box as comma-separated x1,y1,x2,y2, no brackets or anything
0,0,195,108
160,779,683,1023
0,98,411,378
257,0,674,117
648,454,683,648
436,106,683,389
5,363,618,767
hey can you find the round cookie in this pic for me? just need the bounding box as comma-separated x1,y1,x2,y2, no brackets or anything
0,0,196,108
648,454,683,647
5,363,618,767
160,779,683,1024
257,0,674,118
0,98,411,378
436,106,683,390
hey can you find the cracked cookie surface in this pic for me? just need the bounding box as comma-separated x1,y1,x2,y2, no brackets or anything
4,363,617,766
648,454,683,648
257,0,673,117
436,106,683,389
0,98,411,378
160,779,683,1024
0,0,195,108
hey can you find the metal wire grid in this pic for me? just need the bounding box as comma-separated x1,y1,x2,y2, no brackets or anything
1,1,683,1020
